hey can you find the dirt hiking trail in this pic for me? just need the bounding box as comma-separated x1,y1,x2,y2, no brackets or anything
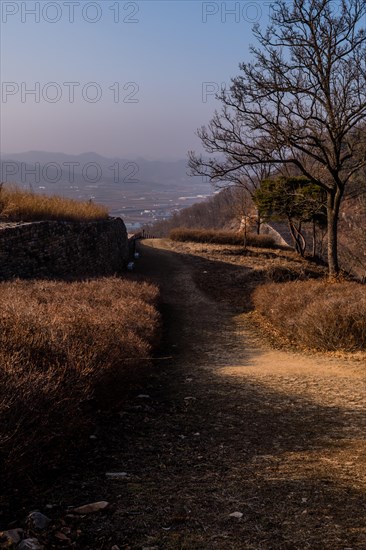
51,239,366,548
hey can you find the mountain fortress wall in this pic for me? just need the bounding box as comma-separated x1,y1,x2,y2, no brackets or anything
0,217,129,280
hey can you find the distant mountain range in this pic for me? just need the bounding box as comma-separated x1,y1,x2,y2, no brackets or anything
0,151,214,229
1,151,198,185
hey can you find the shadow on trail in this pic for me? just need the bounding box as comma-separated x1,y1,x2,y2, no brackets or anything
2,240,363,549
75,240,365,549
84,346,366,549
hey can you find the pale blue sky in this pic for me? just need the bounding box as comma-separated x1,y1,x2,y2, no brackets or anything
1,1,272,159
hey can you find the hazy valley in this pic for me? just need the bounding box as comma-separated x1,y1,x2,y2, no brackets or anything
0,151,214,231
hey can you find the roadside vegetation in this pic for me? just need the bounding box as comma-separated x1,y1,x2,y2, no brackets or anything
165,235,365,353
0,277,160,488
170,228,276,248
253,176,327,257
253,280,366,352
0,184,109,222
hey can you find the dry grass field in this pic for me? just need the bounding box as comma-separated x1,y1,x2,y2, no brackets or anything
170,228,276,248
0,277,160,487
0,184,109,221
254,280,366,352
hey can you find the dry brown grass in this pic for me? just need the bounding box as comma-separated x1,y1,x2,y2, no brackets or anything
160,239,363,354
253,279,366,352
170,228,276,248
0,184,109,221
0,277,160,486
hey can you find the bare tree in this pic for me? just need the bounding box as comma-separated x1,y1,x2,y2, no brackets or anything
189,0,366,276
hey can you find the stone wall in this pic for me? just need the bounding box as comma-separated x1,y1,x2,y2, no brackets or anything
0,217,129,280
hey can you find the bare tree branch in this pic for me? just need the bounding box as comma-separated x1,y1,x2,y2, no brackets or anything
189,0,366,275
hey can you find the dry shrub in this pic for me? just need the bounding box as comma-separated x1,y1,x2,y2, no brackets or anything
0,184,109,222
0,277,160,485
265,265,324,282
170,228,276,248
265,266,302,282
253,280,366,352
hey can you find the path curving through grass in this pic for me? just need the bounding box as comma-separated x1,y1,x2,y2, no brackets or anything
27,238,366,549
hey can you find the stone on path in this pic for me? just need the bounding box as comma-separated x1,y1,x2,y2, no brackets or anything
26,512,50,531
229,511,243,519
106,472,129,479
0,528,23,546
18,539,43,550
73,501,109,514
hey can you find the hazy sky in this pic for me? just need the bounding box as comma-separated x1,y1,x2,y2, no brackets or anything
1,1,272,159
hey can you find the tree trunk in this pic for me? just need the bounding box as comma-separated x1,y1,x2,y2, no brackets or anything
288,219,306,256
288,219,299,252
243,216,247,250
294,222,306,257
256,209,261,234
327,190,342,277
312,219,316,258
